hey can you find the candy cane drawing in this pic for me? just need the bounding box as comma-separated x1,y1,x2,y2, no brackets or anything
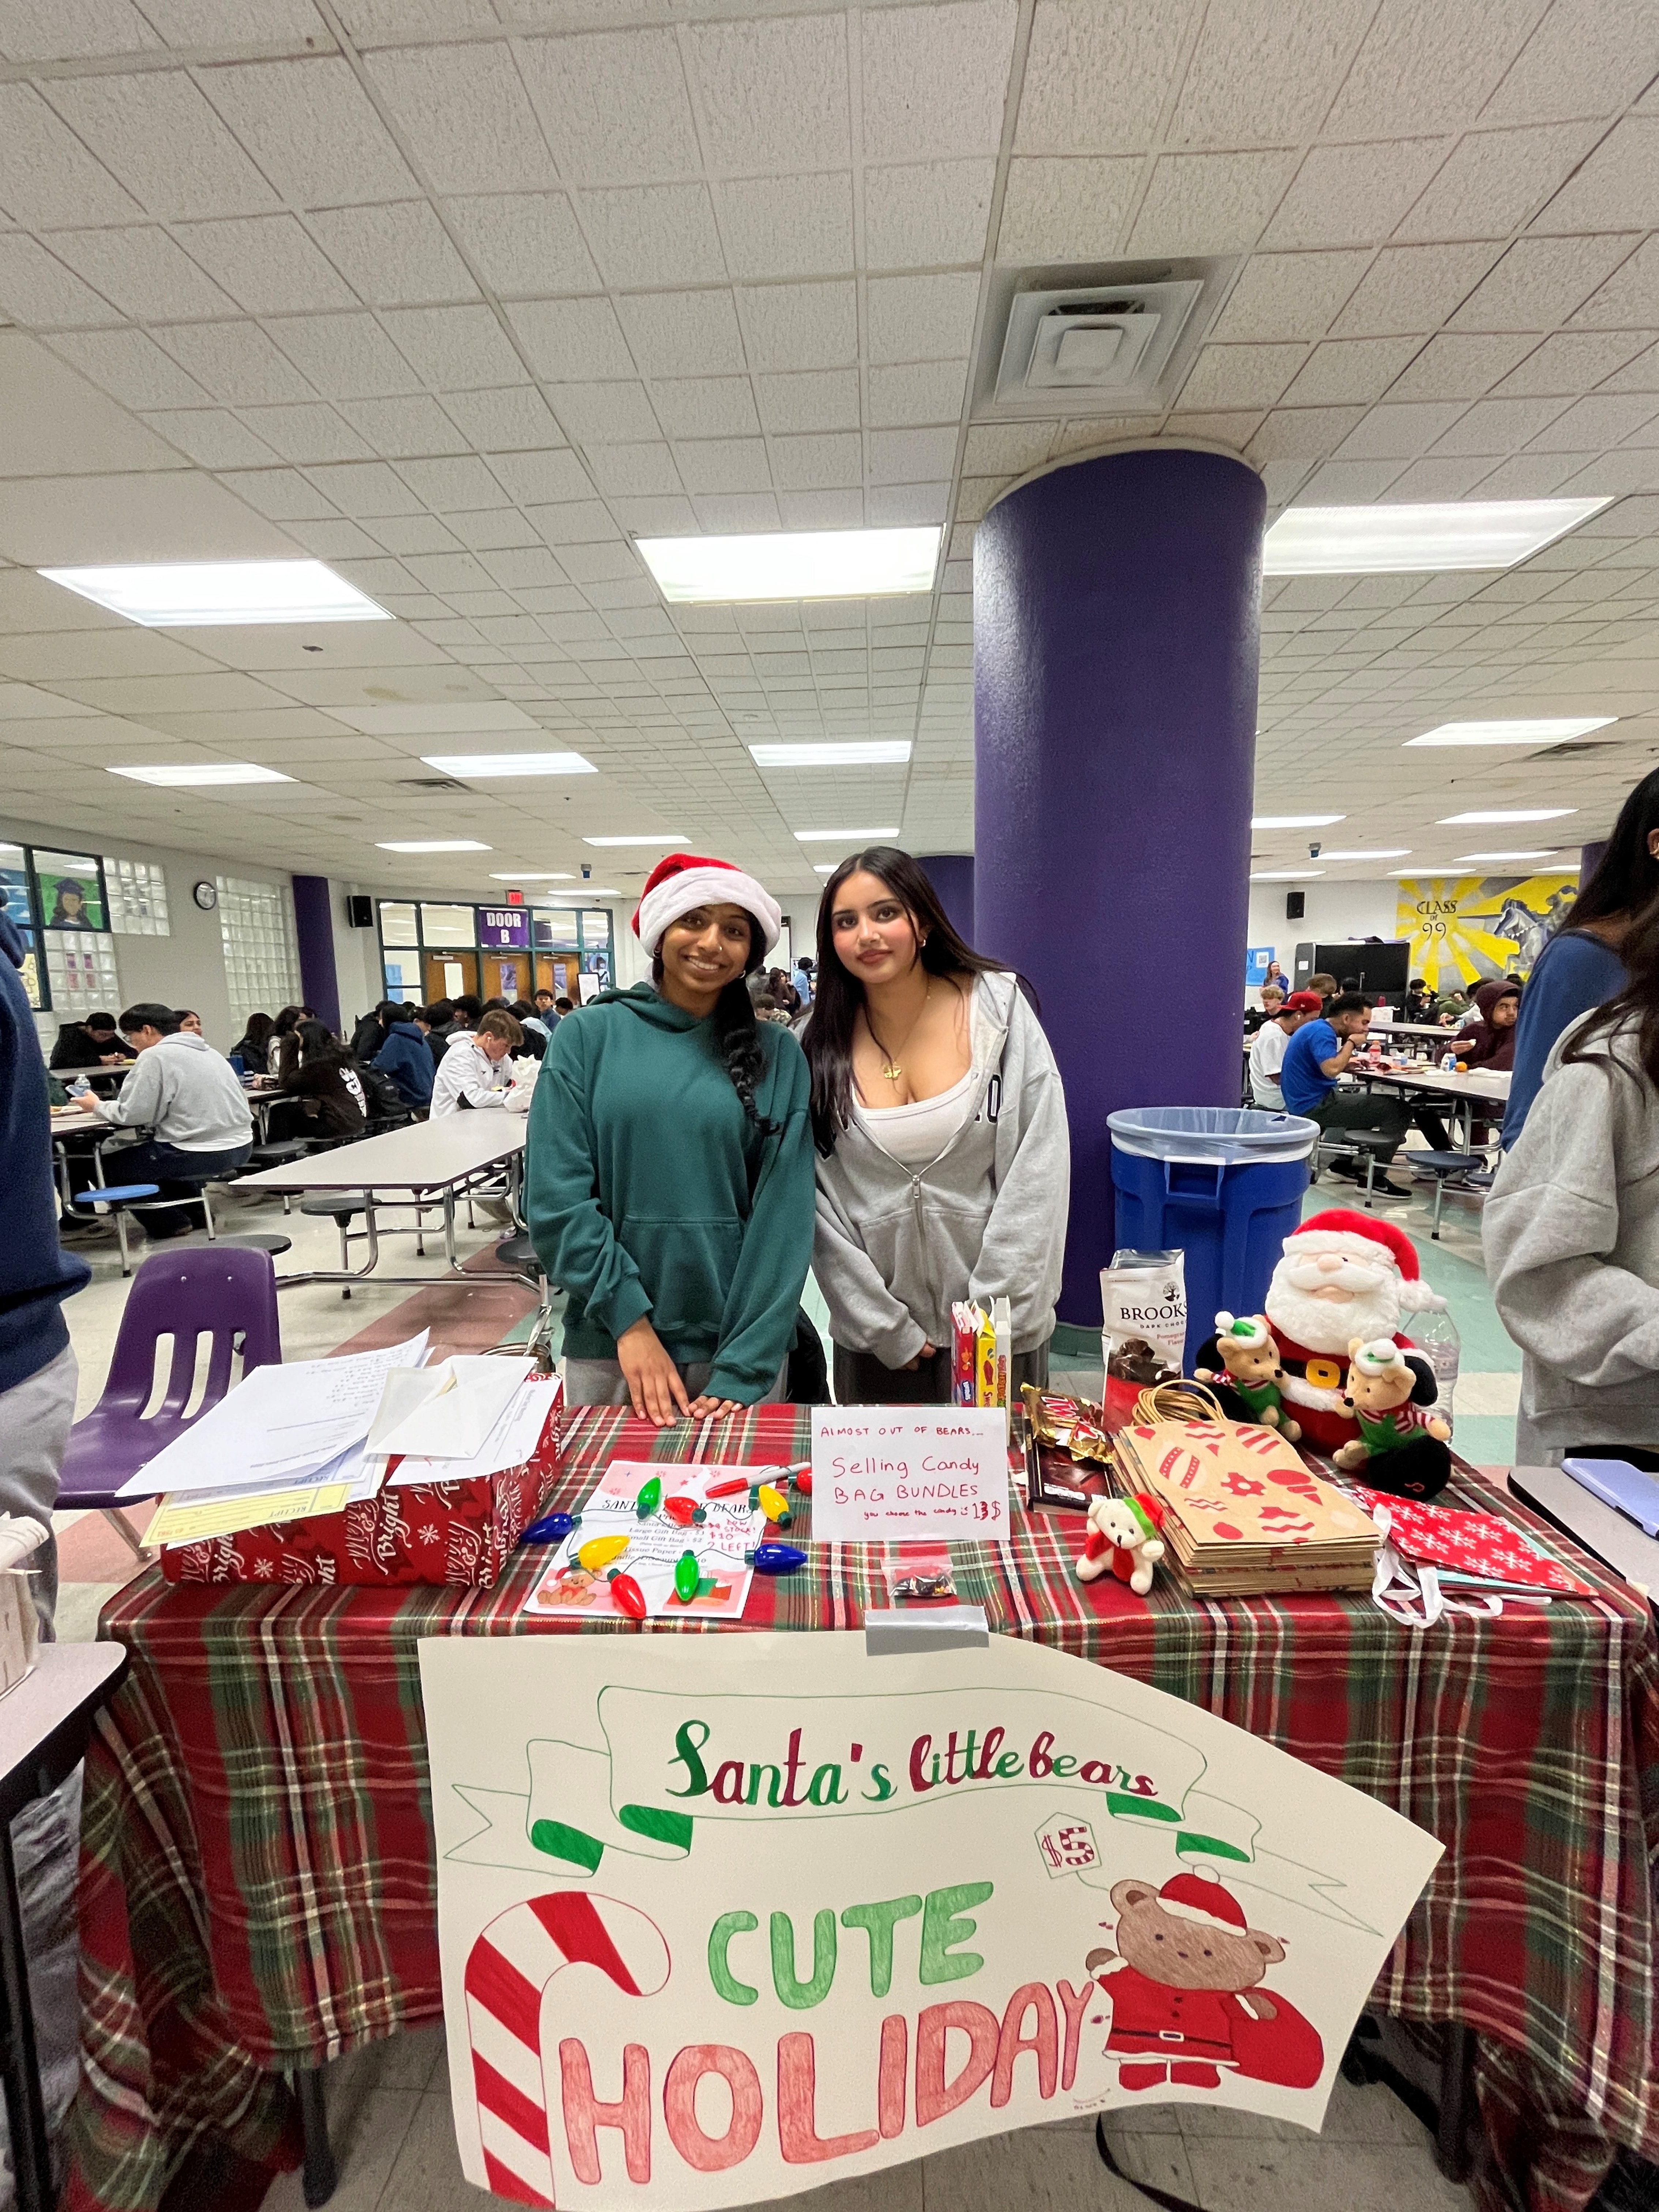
463,1889,671,2205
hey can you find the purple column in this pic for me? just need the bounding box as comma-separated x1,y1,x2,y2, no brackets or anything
917,853,975,947
291,874,341,1035
1579,840,1607,885
974,446,1265,1326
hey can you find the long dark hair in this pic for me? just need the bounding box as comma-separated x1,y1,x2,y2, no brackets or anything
804,846,1010,1153
1564,765,1659,930
278,1018,349,1084
651,915,777,1134
1561,887,1659,1095
239,1012,275,1051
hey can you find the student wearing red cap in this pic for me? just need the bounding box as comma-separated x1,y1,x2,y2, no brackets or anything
1249,989,1322,1110
524,853,814,1425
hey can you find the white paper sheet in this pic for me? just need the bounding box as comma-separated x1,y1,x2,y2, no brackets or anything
373,1356,533,1462
389,1372,558,1487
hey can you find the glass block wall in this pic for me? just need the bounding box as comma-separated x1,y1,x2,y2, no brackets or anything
105,855,170,936
217,875,300,1022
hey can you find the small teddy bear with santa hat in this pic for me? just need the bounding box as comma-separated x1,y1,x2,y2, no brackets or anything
1075,1492,1166,1595
1193,1209,1448,1458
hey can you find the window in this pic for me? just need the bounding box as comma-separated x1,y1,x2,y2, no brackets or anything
0,843,41,1008
378,901,418,947
217,876,300,1022
420,903,476,946
44,934,120,1016
105,856,170,936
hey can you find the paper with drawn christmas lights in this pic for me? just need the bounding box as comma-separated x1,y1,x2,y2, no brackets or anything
420,1633,1440,2207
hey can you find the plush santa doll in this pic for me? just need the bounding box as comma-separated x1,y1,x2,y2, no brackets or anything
1198,1210,1448,1456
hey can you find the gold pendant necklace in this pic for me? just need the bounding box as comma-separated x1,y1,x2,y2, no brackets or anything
868,983,931,1085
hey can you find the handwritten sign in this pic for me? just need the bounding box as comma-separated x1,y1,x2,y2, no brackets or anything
809,1406,1009,1542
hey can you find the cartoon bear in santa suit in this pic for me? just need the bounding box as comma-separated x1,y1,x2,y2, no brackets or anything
1084,1869,1323,2093
1194,1209,1447,1457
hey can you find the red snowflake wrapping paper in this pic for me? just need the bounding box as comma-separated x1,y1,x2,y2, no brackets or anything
160,1395,563,1590
1352,1486,1595,1596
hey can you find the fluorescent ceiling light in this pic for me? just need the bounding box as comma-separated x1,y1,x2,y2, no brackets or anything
377,840,492,853
1262,499,1609,576
813,864,838,874
1455,850,1560,862
794,827,900,842
1439,809,1575,824
583,834,686,847
577,888,619,897
1407,716,1615,748
106,762,293,787
1317,849,1411,861
1252,813,1344,828
489,870,575,881
421,751,595,778
1251,869,1325,881
40,560,390,627
637,528,940,603
750,740,913,766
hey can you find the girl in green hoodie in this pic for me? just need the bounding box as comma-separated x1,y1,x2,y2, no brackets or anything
525,854,814,1425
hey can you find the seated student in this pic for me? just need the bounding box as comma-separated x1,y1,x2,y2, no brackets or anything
420,998,454,1073
431,1008,522,1116
366,1001,435,1109
1434,985,1471,1025
1402,976,1437,1025
531,987,560,1033
1279,990,1453,1201
1244,982,1284,1035
230,1011,275,1073
93,1004,253,1237
554,994,575,1016
428,993,483,1072
1306,971,1338,1011
173,1009,203,1036
507,1000,548,1059
1456,981,1521,1071
275,1020,369,1139
1249,990,1320,1108
48,1011,133,1071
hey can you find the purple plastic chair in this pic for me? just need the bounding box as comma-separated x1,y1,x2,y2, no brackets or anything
58,1247,282,1558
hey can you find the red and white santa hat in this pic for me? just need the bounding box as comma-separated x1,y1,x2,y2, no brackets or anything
1279,1208,1447,1315
631,850,782,957
1155,1868,1249,1932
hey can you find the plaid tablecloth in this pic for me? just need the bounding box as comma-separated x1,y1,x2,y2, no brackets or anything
64,1406,1659,2212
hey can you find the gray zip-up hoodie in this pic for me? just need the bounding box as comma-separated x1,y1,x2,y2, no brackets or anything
1484,1016,1659,1458
97,1031,253,1152
810,969,1069,1364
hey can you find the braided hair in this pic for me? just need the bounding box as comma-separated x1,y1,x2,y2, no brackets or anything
652,915,780,1136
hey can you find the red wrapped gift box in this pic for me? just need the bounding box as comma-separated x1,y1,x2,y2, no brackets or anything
160,1388,563,1589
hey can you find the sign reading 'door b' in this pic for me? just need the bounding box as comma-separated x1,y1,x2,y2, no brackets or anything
810,1407,1008,1543
478,906,530,951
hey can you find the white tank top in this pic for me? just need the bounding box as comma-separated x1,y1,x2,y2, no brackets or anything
852,989,982,1166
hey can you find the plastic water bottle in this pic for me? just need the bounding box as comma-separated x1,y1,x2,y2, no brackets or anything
1410,1306,1461,1427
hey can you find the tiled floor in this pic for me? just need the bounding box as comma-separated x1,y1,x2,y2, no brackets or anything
261,2024,1470,2212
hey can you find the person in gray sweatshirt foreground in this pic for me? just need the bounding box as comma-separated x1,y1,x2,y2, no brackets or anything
92,1002,253,1238
803,847,1069,1404
1485,894,1659,1467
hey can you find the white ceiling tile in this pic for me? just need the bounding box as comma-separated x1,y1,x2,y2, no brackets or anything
41,71,280,221
0,329,188,477
443,192,600,297
549,381,661,443
1449,233,1641,331
487,449,591,504
215,467,338,520
172,215,360,316
145,0,325,35
365,42,558,197
741,281,858,373
1209,251,1370,342
1429,395,1568,453
607,495,697,536
713,174,855,282
650,376,761,439
1569,239,1659,330
1528,393,1659,451
586,443,682,497
336,394,464,458
1246,407,1366,463
50,327,211,410
516,27,701,187
579,185,726,289
674,437,771,495
380,305,526,390
1395,123,1602,242
441,385,567,451
1014,0,1185,154
1335,401,1468,458
1481,0,1659,127
0,237,115,329
1324,0,1552,139
1599,343,1659,394
961,421,1059,473
867,273,979,364
770,433,863,491
0,467,298,565
755,368,861,434
1534,118,1659,231
240,403,377,466
868,426,959,483
693,492,781,534
617,290,745,378
868,481,951,526
1281,336,1421,406
1329,242,1504,337
1129,150,1301,257
1384,332,1539,400
393,455,503,510
1264,140,1455,248
153,321,316,406
307,203,479,307
0,0,159,60
996,156,1140,263
0,85,140,225
205,58,419,208
1178,343,1308,410
861,1,1016,163
1382,456,1497,500
263,313,422,400
47,225,237,321
778,488,865,528
1550,450,1659,496
1492,330,1651,394
1172,0,1373,146
863,161,994,272
299,461,424,516
509,295,635,380
867,358,969,427
688,13,850,174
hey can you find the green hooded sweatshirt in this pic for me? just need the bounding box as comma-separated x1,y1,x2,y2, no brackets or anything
524,984,814,1402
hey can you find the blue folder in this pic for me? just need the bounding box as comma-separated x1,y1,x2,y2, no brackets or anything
1561,1457,1659,1540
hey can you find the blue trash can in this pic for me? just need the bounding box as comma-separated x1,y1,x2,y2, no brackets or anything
1108,1107,1318,1371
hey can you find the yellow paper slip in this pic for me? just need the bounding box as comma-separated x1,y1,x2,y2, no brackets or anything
145,1479,364,1549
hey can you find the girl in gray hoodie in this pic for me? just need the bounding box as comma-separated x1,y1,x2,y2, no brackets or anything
803,849,1069,1406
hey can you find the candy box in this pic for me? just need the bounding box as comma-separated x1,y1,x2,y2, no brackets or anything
160,1396,562,1589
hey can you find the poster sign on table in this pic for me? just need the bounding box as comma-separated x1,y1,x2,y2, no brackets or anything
1395,871,1577,988
810,1407,1009,1542
421,1633,1441,2208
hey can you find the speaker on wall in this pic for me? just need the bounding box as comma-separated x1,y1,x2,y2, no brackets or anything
346,894,373,928
1285,892,1306,921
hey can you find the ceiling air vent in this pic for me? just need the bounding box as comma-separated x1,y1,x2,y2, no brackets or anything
977,256,1237,420
1527,740,1624,760
395,775,472,793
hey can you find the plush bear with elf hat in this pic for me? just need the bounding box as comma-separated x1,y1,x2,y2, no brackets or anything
1193,1312,1301,1441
